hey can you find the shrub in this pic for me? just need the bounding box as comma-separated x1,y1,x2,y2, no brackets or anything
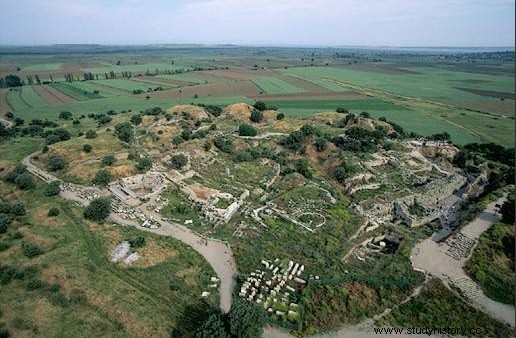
11,202,26,216
25,277,43,290
314,137,327,152
44,180,61,196
22,242,43,258
85,130,97,139
82,144,93,153
92,169,112,187
14,173,35,190
47,155,68,171
276,113,285,120
114,122,134,143
238,124,258,137
136,157,153,172
253,101,267,111
250,110,264,123
127,236,146,248
169,154,188,170
48,208,60,217
130,114,142,125
83,197,111,222
58,111,73,120
101,154,116,166
214,137,233,154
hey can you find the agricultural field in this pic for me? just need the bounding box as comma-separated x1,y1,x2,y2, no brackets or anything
21,63,62,71
252,77,305,95
83,63,191,75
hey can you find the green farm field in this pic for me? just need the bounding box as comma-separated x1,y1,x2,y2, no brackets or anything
21,63,62,71
252,77,305,94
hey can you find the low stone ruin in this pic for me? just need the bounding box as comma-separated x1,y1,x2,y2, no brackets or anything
445,233,475,260
109,171,168,205
239,258,307,323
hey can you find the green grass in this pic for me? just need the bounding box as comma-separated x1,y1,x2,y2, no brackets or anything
51,83,105,101
84,63,191,74
6,89,30,111
91,79,169,92
380,280,512,338
465,222,515,305
9,94,251,119
252,77,305,94
0,139,218,336
21,63,61,71
21,86,48,107
282,66,515,108
156,73,209,84
6,87,47,110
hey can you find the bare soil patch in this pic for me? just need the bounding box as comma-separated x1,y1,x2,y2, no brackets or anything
200,68,280,80
143,80,261,99
0,88,10,114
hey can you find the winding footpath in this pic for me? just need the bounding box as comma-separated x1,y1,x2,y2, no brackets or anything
22,152,237,313
411,195,515,327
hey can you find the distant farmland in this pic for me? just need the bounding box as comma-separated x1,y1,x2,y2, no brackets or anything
252,77,305,95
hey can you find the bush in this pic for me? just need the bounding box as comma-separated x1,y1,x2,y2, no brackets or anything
130,114,142,125
85,130,97,139
214,137,233,154
296,159,312,179
14,173,35,190
47,155,68,171
250,110,264,123
253,101,267,111
44,180,61,196
314,137,327,152
11,202,26,216
169,154,188,170
25,277,43,290
229,299,265,338
58,111,73,120
84,197,111,222
92,169,112,187
22,242,43,258
48,207,60,217
101,154,116,166
276,113,285,120
114,122,134,143
127,236,146,248
82,144,93,153
136,157,153,172
238,124,258,137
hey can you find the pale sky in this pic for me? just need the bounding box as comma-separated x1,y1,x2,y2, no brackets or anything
0,0,514,46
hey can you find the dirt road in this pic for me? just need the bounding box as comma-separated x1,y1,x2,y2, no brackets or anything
411,196,515,327
22,152,237,313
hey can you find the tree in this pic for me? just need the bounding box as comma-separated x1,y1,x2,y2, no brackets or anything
85,130,97,139
214,136,234,154
92,169,112,187
4,74,22,87
360,111,370,118
253,101,267,111
168,154,188,170
11,202,26,216
48,207,60,217
336,107,349,114
136,157,153,172
501,196,515,225
47,155,68,171
314,137,327,152
22,242,43,258
130,114,142,125
195,312,229,338
59,111,73,120
84,197,111,222
82,144,93,153
44,181,61,196
114,122,134,143
296,159,312,179
14,173,36,190
333,166,348,183
101,154,116,166
250,110,264,123
229,299,265,338
238,124,258,137
276,113,285,120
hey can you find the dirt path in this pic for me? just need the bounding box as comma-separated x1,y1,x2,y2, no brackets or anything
22,152,237,313
411,196,515,327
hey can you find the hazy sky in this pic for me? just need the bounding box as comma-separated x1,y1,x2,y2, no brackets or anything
0,0,514,46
